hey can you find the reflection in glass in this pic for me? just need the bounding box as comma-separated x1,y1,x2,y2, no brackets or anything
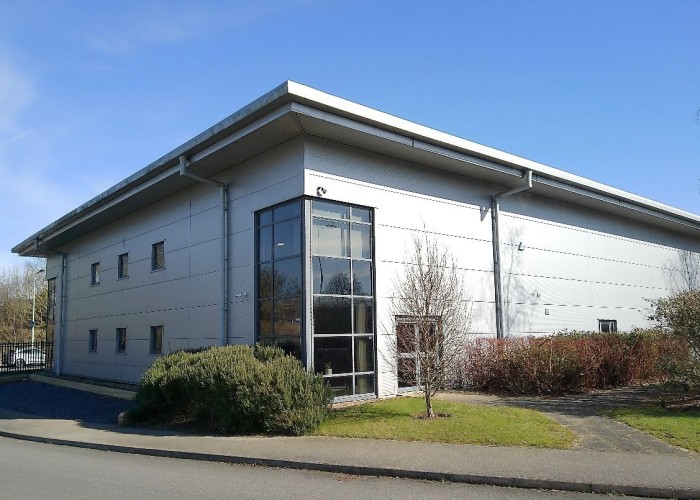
314,336,352,374
274,218,301,259
353,298,373,334
354,336,374,372
258,300,272,337
350,207,371,223
273,201,300,222
312,219,349,257
352,260,372,296
274,297,302,335
258,209,272,227
259,226,272,262
313,296,351,334
312,200,349,220
274,257,302,297
258,263,272,298
313,257,351,295
351,223,371,259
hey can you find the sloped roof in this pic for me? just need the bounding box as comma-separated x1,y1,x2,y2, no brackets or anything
13,81,700,256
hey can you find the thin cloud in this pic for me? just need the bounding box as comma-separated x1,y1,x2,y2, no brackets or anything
0,55,36,137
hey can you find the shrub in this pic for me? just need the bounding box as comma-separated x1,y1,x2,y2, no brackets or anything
451,329,687,395
652,290,700,389
134,345,332,435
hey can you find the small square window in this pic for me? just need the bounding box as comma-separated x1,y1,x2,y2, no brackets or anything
90,262,100,285
118,253,129,279
598,319,617,333
116,327,127,353
152,241,165,271
150,325,163,354
89,329,98,352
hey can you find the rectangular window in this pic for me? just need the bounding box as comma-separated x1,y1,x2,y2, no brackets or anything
311,200,375,398
118,253,129,279
89,329,98,352
598,319,618,333
255,200,303,359
150,325,163,354
151,241,165,271
116,327,127,353
90,262,100,285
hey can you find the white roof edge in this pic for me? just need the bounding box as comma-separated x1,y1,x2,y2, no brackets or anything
12,80,700,254
285,81,700,225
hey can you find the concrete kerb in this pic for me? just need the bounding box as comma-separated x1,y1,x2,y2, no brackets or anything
29,374,136,401
0,429,697,500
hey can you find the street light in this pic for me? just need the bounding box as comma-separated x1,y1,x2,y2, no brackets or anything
32,269,45,345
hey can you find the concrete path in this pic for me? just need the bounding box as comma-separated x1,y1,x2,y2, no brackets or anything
1,378,699,498
1,405,699,499
437,385,687,454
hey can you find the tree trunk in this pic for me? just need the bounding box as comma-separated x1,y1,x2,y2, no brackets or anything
425,389,435,418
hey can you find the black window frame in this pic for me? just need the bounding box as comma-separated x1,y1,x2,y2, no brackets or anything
150,325,163,355
90,262,100,286
116,327,127,353
151,241,165,271
118,253,129,279
89,329,98,352
598,319,618,333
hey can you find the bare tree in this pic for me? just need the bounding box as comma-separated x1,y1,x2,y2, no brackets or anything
0,259,47,342
665,249,700,293
391,231,472,418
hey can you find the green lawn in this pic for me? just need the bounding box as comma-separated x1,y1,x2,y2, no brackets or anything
315,396,576,448
609,407,700,453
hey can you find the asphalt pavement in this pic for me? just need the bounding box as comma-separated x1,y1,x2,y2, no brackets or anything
0,376,699,499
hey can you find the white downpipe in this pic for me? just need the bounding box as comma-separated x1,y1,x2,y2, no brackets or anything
179,156,229,346
491,170,532,339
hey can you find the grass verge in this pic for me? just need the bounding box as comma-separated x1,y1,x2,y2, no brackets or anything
609,407,700,453
315,396,576,448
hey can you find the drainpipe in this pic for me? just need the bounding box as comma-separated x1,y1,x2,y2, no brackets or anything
491,170,533,339
179,156,229,346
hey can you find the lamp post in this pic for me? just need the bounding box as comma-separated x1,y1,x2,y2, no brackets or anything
32,269,45,345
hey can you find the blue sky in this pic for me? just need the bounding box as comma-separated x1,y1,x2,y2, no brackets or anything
1,0,698,269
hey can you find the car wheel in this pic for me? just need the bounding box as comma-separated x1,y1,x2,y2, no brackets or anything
15,359,26,368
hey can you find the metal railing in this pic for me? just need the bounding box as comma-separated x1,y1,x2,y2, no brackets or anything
0,340,53,374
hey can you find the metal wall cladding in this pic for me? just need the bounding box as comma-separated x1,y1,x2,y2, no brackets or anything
303,136,693,341
54,139,305,383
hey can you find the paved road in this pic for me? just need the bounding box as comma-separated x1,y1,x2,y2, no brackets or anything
0,437,637,500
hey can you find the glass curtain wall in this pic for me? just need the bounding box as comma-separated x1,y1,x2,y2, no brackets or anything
256,198,375,398
256,200,303,358
311,200,375,397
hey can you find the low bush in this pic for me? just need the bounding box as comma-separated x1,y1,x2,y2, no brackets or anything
451,329,687,395
134,344,332,435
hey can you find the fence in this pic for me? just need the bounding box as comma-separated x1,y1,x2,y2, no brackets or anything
0,340,53,374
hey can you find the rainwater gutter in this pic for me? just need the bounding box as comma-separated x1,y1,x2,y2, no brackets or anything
491,170,532,339
179,156,229,346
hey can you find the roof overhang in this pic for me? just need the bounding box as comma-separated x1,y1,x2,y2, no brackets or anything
13,81,700,257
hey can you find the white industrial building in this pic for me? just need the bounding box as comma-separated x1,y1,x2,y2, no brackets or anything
13,81,700,399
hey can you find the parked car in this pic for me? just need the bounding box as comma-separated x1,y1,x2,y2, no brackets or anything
6,347,46,368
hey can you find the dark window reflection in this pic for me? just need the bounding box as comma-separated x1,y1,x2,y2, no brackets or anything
314,336,352,374
273,336,302,358
274,257,302,297
313,257,351,295
325,375,353,397
273,201,300,222
259,226,272,262
258,300,272,337
355,374,374,395
313,296,351,334
259,210,273,227
352,260,372,296
258,263,273,299
274,297,302,335
274,218,301,259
